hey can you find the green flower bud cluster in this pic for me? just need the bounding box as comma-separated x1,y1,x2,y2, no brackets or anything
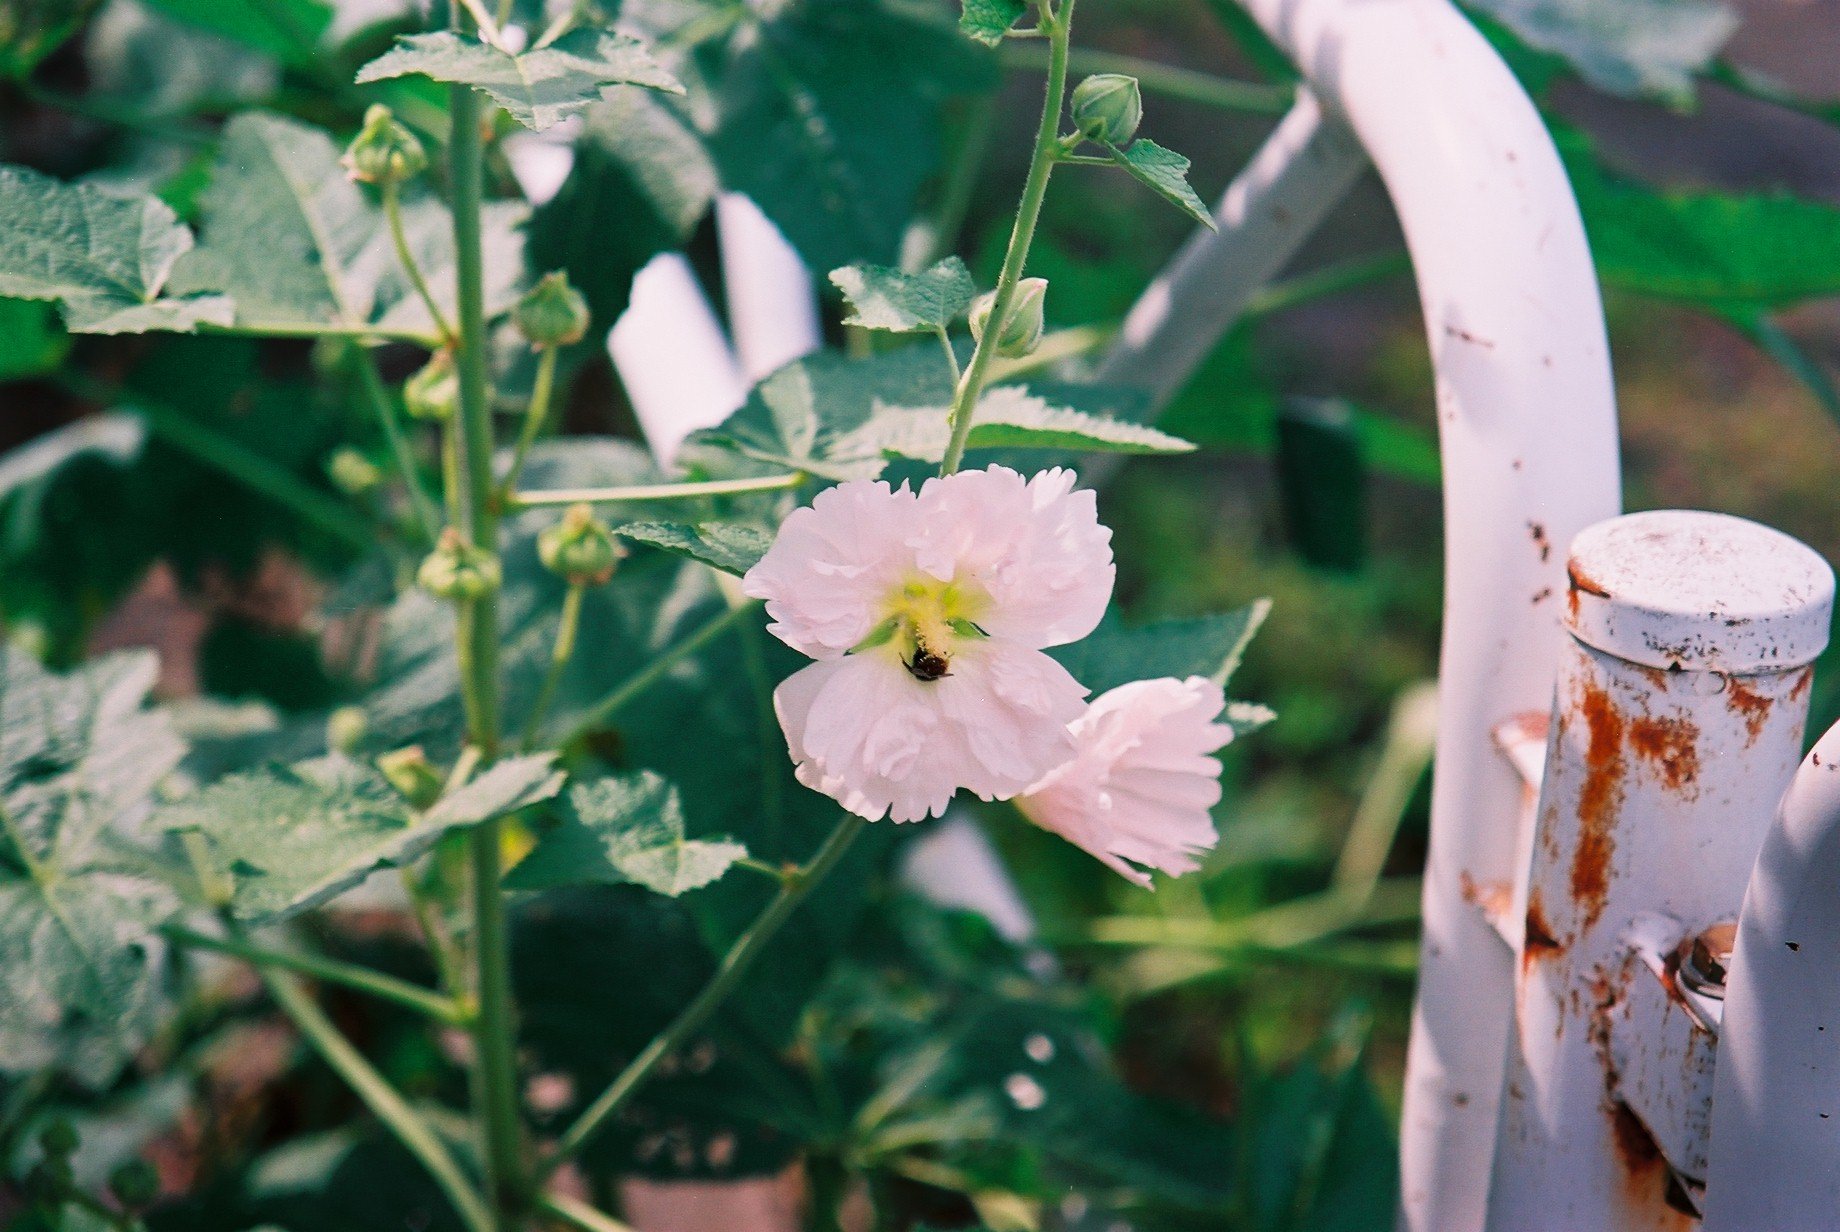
538,503,624,585
1070,73,1143,145
969,277,1047,359
377,745,444,809
342,105,427,186
404,351,459,422
514,271,592,347
327,447,384,496
418,528,501,601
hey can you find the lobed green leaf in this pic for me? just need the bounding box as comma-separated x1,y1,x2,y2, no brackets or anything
507,772,747,897
0,166,234,334
959,0,1029,45
834,386,1196,466
830,257,976,333
615,521,774,577
356,29,682,131
1111,139,1216,230
166,752,562,922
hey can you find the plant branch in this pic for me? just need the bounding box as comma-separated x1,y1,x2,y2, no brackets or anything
355,348,442,545
383,181,457,348
510,473,804,509
938,0,1076,475
556,600,758,747
520,581,584,750
257,960,495,1232
169,925,469,1024
500,345,560,502
537,812,869,1181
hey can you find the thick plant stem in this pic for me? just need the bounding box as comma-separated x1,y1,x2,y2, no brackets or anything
938,0,1075,476
448,80,522,1227
538,813,870,1180
257,964,495,1232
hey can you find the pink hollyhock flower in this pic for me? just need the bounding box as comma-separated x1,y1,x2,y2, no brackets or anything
743,466,1114,823
1016,676,1232,886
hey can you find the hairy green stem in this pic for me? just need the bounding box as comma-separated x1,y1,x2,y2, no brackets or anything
557,600,758,747
168,925,468,1024
257,961,494,1232
500,345,559,502
938,0,1076,475
511,472,804,509
520,582,584,750
355,349,442,545
538,812,869,1180
383,182,457,347
448,80,522,1227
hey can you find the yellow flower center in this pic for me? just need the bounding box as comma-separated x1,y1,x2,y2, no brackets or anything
868,575,990,681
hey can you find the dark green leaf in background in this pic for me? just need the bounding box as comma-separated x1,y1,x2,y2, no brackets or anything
508,771,746,896
831,257,977,333
615,521,773,577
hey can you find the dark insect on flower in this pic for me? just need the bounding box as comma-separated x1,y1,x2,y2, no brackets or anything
905,647,952,682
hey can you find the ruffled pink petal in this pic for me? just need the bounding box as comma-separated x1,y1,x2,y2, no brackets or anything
772,640,1087,823
743,480,920,659
910,465,1114,648
1017,676,1233,885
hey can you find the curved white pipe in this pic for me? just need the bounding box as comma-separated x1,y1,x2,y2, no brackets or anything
1225,2,1622,1228
1703,719,1840,1231
606,253,748,467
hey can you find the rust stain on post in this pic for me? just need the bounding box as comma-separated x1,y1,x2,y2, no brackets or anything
1524,891,1562,969
1627,714,1699,795
1572,681,1624,928
1725,677,1772,747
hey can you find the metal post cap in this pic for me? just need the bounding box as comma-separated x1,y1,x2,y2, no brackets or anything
1565,510,1835,674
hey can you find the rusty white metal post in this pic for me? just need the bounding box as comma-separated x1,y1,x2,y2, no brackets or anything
1485,510,1832,1231
1702,719,1840,1230
1219,3,1622,1227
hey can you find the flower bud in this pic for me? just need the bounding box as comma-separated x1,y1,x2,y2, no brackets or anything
327,447,384,496
1070,73,1143,145
417,529,501,601
968,278,1047,358
537,503,625,586
326,705,369,755
108,1160,160,1209
514,271,591,347
342,104,428,186
404,351,459,422
377,746,444,810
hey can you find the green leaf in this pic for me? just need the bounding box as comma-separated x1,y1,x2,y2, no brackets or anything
0,0,104,79
615,521,773,577
830,257,976,332
835,386,1195,465
958,0,1028,45
0,298,70,381
1111,139,1216,230
1463,0,1735,104
0,650,186,1089
1560,127,1840,307
507,772,746,897
170,112,528,336
167,753,563,922
684,0,995,270
0,167,234,334
141,0,333,69
356,29,682,131
1050,601,1272,696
